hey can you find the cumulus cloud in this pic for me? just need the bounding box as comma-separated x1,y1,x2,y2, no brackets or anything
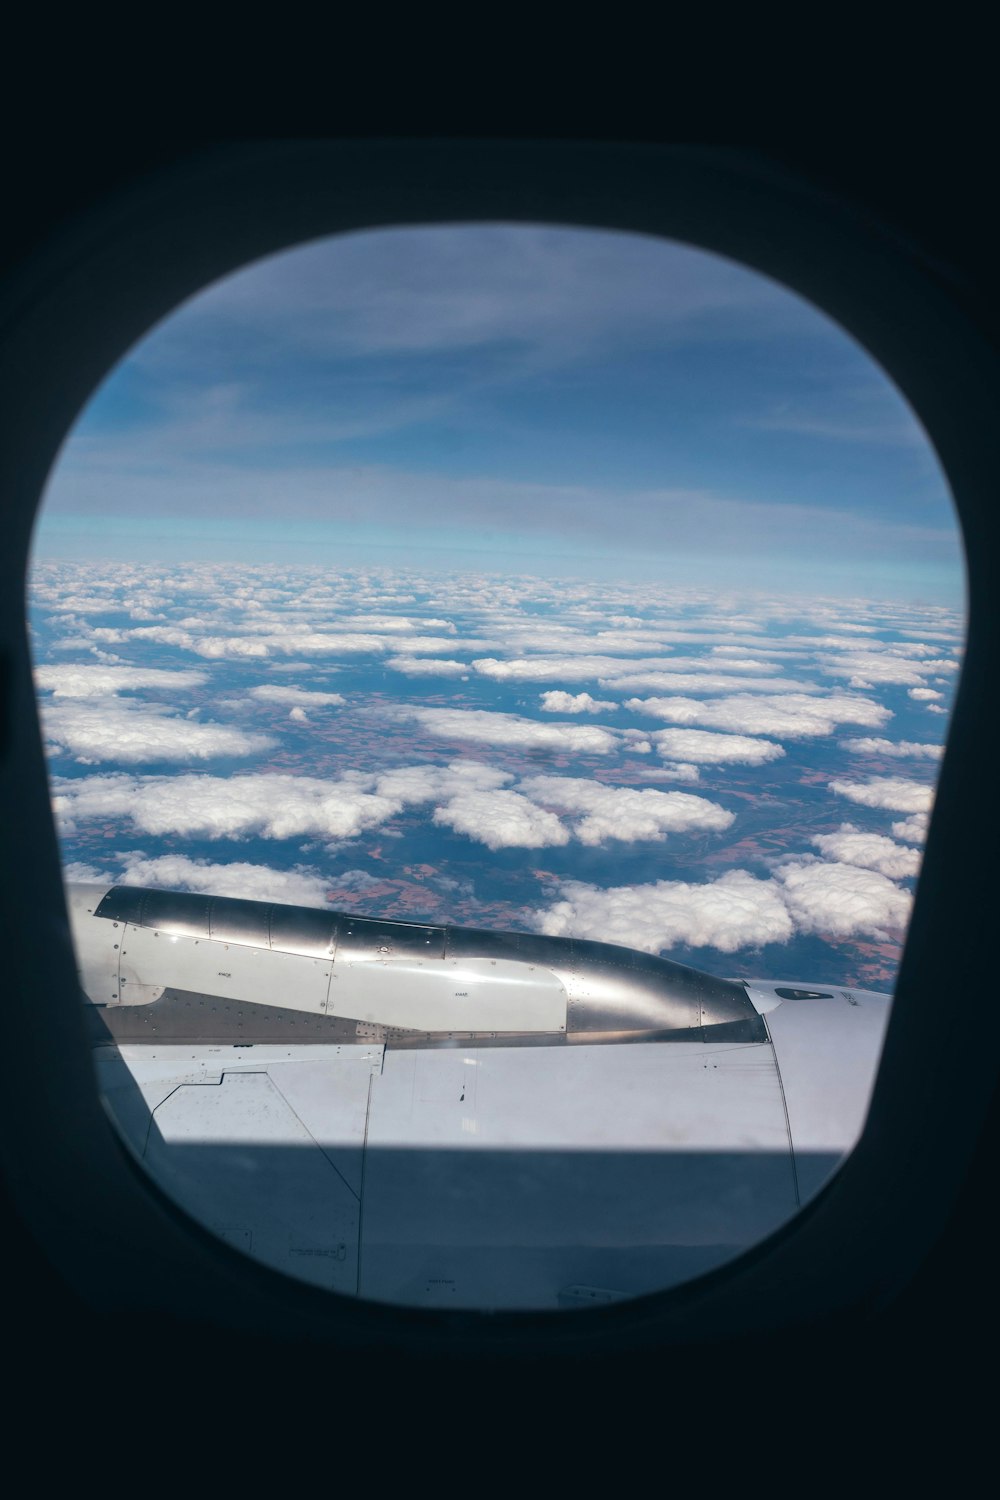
909,687,943,701
335,614,456,633
840,737,944,760
398,707,621,755
63,861,113,884
372,761,511,806
52,770,405,840
50,755,737,857
818,653,932,689
623,692,890,737
539,690,619,714
113,853,338,907
288,707,309,723
472,654,674,682
52,760,514,843
774,859,913,939
650,690,893,738
601,672,810,694
433,790,570,849
248,684,346,706
811,823,921,878
650,727,784,766
621,730,652,754
534,870,794,953
534,855,914,953
892,812,930,844
471,655,797,693
34,665,209,698
517,775,733,845
42,702,277,764
96,627,475,660
829,776,935,813
633,764,701,783
386,656,470,676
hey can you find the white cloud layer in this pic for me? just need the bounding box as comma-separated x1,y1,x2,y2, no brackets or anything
624,692,890,737
51,756,739,856
84,626,473,659
601,672,810,694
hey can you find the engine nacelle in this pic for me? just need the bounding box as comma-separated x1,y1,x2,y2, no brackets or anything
66,882,767,1047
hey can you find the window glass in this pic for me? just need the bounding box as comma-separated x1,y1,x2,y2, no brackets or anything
29,225,965,1309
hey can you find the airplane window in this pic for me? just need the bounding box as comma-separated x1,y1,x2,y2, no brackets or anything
27,223,966,1312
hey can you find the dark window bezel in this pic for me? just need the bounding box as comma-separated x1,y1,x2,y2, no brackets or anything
1,141,994,1359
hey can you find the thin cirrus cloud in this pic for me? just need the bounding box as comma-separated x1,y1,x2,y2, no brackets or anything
34,224,962,598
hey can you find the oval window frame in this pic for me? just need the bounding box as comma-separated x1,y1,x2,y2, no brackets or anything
0,140,993,1357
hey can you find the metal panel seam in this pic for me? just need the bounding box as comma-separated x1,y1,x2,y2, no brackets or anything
763,1015,801,1209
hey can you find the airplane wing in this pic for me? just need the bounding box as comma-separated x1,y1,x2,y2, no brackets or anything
68,882,891,1310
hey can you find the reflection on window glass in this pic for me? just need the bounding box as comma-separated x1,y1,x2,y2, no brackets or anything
29,225,965,1309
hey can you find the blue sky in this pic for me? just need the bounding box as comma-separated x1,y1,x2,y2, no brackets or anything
35,224,964,603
